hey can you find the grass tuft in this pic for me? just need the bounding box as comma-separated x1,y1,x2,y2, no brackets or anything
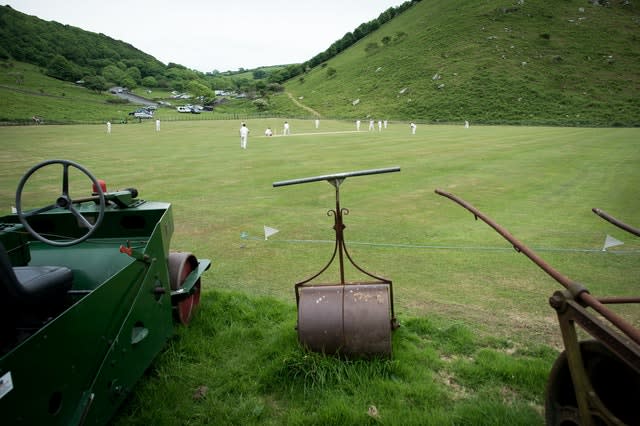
265,349,398,394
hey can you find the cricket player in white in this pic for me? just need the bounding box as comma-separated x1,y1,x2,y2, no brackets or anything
240,123,250,149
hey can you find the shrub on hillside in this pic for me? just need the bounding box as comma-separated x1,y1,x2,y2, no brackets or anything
365,42,381,55
106,98,129,104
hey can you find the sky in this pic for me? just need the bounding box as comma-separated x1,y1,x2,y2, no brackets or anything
6,0,404,72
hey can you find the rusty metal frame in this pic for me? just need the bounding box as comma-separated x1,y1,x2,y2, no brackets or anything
291,178,394,317
274,168,400,325
435,189,640,425
549,290,640,425
592,208,640,237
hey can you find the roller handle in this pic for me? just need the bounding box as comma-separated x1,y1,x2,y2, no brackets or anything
435,188,640,346
592,208,640,237
273,166,400,187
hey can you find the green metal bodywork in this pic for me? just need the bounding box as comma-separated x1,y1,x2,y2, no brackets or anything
0,192,210,425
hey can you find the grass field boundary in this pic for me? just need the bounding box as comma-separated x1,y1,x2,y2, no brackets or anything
241,236,640,254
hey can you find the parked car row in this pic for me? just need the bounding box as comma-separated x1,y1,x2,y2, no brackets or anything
176,105,203,114
128,107,155,119
127,104,211,118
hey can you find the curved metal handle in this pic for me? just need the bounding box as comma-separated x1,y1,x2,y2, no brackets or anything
435,188,640,346
435,188,575,287
592,208,640,237
273,166,400,187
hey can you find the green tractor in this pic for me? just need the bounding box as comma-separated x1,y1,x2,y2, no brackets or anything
0,160,211,425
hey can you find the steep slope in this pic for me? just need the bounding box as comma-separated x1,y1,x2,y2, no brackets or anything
284,0,640,126
0,5,166,79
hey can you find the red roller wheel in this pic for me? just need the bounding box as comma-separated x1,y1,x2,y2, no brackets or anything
168,252,201,325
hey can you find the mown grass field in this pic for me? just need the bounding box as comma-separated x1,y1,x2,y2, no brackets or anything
1,120,638,425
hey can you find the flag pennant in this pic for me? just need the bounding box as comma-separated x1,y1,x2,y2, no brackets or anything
602,234,624,251
264,226,279,240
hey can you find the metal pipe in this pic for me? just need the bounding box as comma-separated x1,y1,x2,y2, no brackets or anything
275,168,400,287
435,189,640,346
334,182,346,284
598,296,640,304
592,208,640,237
435,189,573,287
272,166,400,187
584,295,640,345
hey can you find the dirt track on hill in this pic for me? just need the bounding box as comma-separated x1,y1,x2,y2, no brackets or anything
286,92,321,117
113,91,157,106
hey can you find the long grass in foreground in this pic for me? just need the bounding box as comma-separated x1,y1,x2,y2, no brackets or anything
1,121,638,424
111,290,555,425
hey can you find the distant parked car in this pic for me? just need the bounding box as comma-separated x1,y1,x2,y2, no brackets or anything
176,106,191,113
128,108,154,118
129,108,153,117
134,111,153,119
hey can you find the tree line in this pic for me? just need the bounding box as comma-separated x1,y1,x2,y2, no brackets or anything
0,1,420,103
242,0,421,84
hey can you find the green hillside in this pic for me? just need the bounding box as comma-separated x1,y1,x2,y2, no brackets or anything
0,4,289,120
0,5,165,83
283,0,640,126
1,1,639,126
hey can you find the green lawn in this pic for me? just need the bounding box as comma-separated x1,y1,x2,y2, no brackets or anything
1,121,638,424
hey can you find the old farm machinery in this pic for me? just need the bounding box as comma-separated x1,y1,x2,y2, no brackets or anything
273,167,400,358
435,189,639,426
0,160,210,425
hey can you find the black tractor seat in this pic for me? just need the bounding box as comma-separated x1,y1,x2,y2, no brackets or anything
11,265,74,304
1,242,73,347
1,242,73,305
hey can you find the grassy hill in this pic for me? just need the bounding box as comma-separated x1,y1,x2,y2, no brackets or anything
0,61,131,123
283,0,640,126
0,5,166,84
1,0,638,126
0,62,273,124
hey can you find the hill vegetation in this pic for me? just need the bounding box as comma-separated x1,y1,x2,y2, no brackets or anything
283,0,640,126
1,0,639,126
0,5,164,88
0,4,288,102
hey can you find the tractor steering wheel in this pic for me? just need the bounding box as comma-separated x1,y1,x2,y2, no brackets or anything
16,159,106,247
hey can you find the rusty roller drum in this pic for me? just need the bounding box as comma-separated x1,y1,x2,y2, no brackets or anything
297,283,393,357
545,340,640,425
274,168,401,358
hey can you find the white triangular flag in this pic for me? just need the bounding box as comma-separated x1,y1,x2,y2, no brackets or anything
264,225,279,240
602,234,624,251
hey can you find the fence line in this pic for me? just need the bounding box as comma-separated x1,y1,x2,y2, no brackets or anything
0,111,321,126
1,115,633,127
